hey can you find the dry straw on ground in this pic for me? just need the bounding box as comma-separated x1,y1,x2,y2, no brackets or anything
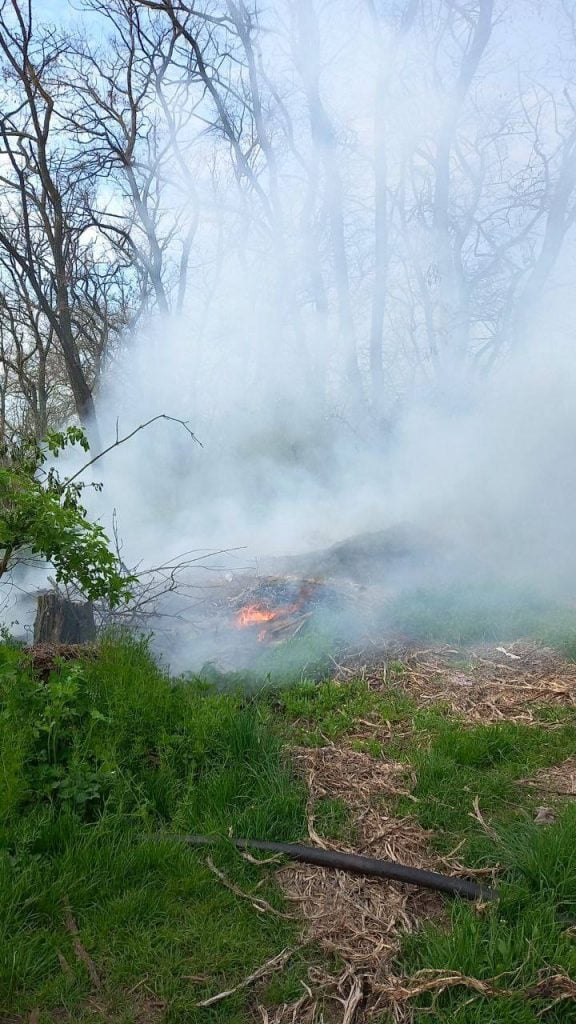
335,640,576,723
260,641,576,1023
261,744,464,1023
519,756,576,797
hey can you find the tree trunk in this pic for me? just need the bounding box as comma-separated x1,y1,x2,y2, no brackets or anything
294,0,365,410
33,592,96,644
370,66,388,411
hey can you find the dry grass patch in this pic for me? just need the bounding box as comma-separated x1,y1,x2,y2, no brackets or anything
335,640,576,723
264,744,479,1023
519,755,576,797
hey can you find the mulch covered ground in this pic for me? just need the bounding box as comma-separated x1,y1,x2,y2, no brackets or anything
335,639,576,723
260,641,576,1024
270,746,448,1023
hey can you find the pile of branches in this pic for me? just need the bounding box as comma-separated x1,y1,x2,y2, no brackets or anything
23,642,99,681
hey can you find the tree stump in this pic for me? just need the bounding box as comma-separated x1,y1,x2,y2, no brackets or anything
33,592,96,645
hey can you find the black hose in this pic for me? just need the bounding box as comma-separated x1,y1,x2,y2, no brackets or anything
168,834,497,902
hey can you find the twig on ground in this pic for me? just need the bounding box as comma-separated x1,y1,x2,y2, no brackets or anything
196,947,295,1008
206,856,294,918
536,972,576,1013
57,950,74,982
340,969,366,1024
469,796,499,841
63,900,101,988
496,646,522,660
374,967,576,1008
240,850,284,866
306,770,331,851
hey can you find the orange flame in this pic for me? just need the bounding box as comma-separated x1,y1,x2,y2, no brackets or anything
234,604,280,628
234,584,316,641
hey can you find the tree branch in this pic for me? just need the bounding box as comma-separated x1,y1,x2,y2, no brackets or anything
63,413,203,486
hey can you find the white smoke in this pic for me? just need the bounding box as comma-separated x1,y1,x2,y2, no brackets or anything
4,0,576,665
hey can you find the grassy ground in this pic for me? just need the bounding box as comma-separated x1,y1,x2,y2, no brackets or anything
397,715,576,1023
0,637,314,1023
2,633,576,1023
277,675,576,1022
385,582,576,656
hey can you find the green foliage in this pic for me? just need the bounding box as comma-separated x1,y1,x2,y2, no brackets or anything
0,637,311,1022
196,628,337,694
0,635,308,832
384,715,576,1023
5,636,576,1023
253,626,336,686
398,842,576,1023
0,427,133,605
395,748,576,1022
313,796,356,843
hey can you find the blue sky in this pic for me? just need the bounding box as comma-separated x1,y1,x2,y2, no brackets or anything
32,0,97,30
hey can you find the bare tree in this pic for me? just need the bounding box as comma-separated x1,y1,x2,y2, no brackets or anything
367,0,419,418
379,0,576,395
63,2,191,316
0,1,100,432
3,0,576,445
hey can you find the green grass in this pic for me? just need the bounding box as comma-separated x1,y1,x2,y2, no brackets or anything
386,583,576,654
277,675,576,1023
400,719,576,846
0,636,311,1023
389,720,576,1022
313,796,357,844
277,675,413,745
193,628,337,692
393,801,576,1022
3,633,576,1023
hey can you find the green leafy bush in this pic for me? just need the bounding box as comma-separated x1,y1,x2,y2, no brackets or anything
0,427,133,605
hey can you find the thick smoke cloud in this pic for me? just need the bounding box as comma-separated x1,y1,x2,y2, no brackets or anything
79,316,576,674
4,1,576,666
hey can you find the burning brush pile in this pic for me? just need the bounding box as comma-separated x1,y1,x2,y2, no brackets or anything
232,578,330,645
221,527,430,647
177,572,372,674
154,528,434,671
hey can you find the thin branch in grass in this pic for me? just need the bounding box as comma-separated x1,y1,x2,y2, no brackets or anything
63,414,203,487
375,968,576,1007
469,795,499,841
63,901,101,989
196,947,296,1008
340,969,365,1024
240,849,284,866
306,768,331,851
56,950,74,982
536,974,576,1013
205,855,294,919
